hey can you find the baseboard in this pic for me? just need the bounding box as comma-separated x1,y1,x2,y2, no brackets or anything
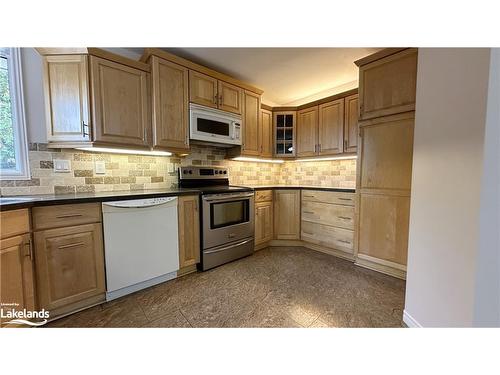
403,310,422,328
355,254,406,280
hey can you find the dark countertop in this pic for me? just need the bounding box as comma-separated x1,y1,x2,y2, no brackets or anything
0,188,201,211
248,185,356,193
0,185,355,211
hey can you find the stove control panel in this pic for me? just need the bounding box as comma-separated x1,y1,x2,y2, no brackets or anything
179,166,228,180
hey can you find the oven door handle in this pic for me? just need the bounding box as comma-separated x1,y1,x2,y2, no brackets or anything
204,238,253,254
202,192,254,202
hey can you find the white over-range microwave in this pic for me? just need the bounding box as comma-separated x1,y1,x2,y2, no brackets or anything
189,104,242,147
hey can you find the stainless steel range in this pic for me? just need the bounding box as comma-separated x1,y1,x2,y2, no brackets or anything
178,166,254,271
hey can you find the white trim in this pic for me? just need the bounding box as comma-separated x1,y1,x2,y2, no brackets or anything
0,48,30,180
403,310,422,328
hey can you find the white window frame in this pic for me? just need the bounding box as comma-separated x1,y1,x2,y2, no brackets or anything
0,47,30,180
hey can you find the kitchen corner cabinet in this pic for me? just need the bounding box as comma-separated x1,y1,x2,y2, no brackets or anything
32,203,105,316
189,70,243,115
242,91,261,156
318,98,344,155
255,190,273,246
178,196,200,269
344,94,359,153
151,56,189,152
296,106,318,157
40,49,151,150
274,189,301,240
259,109,273,157
274,111,296,157
0,210,35,327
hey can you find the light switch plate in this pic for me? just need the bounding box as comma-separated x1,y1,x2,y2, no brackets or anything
95,161,106,174
53,159,71,173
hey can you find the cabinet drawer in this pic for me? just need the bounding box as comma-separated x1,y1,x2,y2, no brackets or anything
301,221,354,252
1,209,30,239
301,201,354,230
255,190,273,202
33,203,102,230
301,190,355,206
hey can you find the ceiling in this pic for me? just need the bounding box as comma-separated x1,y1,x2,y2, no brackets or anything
160,48,380,106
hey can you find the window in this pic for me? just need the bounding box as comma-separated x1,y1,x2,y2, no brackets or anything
0,47,29,180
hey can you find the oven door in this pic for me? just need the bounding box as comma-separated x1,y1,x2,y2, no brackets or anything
202,192,254,249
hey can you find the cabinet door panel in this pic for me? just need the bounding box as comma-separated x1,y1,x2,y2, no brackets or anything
255,201,273,245
90,56,149,147
297,106,318,157
1,234,35,326
218,81,243,114
242,91,260,156
344,94,359,153
189,71,218,108
178,196,200,268
34,224,105,310
43,55,90,142
358,193,410,265
260,109,273,157
318,99,344,155
274,190,300,240
152,56,189,151
359,115,414,191
359,49,418,120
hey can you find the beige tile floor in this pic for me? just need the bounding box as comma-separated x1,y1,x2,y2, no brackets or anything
47,247,406,328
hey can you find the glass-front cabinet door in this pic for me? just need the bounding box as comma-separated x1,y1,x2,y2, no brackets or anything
274,111,296,157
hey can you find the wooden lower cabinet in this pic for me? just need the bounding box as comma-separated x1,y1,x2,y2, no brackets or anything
255,201,273,246
1,233,35,327
177,195,200,269
34,223,105,314
274,190,301,240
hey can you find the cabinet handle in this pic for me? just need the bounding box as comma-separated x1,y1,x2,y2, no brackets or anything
303,195,314,198
219,94,223,106
338,198,352,201
58,242,85,250
303,211,314,214
82,121,89,138
213,95,217,105
338,239,351,244
24,237,32,260
55,213,83,219
318,144,321,153
338,216,352,220
344,140,347,150
303,231,314,235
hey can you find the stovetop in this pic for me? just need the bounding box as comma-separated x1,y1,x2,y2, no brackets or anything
178,166,253,195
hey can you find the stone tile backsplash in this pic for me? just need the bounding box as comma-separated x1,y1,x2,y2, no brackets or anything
0,143,356,196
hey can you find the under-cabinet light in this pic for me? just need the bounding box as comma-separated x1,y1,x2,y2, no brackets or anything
231,157,284,164
294,155,357,162
75,147,172,157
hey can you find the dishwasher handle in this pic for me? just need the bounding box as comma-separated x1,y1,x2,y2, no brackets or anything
102,197,178,209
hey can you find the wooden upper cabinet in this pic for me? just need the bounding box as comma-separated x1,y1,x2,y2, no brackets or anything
151,56,189,151
178,196,200,269
34,223,105,311
43,55,91,142
344,94,359,153
318,99,344,155
296,106,318,157
242,91,261,156
90,56,150,148
218,81,243,114
260,109,273,157
189,70,218,108
357,48,418,120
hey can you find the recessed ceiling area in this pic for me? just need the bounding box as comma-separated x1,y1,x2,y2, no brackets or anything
160,48,380,106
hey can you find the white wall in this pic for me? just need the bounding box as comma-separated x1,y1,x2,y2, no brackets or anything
404,48,498,327
20,48,142,144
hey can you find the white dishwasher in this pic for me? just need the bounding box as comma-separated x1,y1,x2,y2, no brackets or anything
102,197,179,301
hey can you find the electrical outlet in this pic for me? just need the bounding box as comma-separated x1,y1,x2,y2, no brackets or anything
53,159,71,173
95,161,106,174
